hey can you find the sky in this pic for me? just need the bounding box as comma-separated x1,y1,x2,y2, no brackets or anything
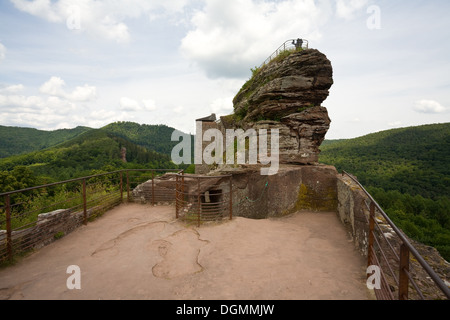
0,0,449,139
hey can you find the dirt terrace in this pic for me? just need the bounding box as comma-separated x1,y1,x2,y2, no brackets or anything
0,203,372,300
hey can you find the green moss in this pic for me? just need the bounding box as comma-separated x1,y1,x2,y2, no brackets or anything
295,183,338,212
233,48,302,111
54,231,65,239
235,103,249,121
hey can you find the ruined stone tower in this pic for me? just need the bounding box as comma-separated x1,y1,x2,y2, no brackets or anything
195,113,218,174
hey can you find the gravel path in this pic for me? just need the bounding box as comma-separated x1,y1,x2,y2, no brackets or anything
0,203,372,300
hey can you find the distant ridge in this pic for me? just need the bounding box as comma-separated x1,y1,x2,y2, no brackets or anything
0,125,91,158
320,122,450,199
0,121,191,181
0,121,194,159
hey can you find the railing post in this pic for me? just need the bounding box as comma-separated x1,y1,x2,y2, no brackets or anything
197,178,201,227
368,201,375,267
181,172,185,209
229,176,233,221
399,243,410,300
175,174,179,219
152,171,155,205
181,171,185,202
126,171,130,202
82,179,87,225
120,171,123,203
5,195,13,262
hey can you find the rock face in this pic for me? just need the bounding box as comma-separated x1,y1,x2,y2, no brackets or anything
222,48,333,165
248,106,331,164
233,49,333,122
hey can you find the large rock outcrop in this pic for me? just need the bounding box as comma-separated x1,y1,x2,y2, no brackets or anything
233,49,333,121
221,48,333,165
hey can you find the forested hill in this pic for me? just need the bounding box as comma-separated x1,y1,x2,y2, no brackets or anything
102,122,193,156
0,122,193,159
0,125,91,158
320,123,450,261
0,122,189,184
320,123,450,199
0,128,177,183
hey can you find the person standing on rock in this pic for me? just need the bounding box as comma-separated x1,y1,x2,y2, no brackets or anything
293,38,303,50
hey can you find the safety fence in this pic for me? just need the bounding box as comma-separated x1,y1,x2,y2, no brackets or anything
175,174,233,227
342,171,450,300
259,38,309,68
2,167,449,300
0,169,181,263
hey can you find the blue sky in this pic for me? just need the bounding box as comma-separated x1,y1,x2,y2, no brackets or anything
0,0,449,139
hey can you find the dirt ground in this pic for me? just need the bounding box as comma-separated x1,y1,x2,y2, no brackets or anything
0,203,372,300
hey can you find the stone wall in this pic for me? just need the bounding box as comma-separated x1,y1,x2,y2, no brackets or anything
1,199,120,261
1,209,85,260
216,164,339,220
336,174,371,257
335,173,450,299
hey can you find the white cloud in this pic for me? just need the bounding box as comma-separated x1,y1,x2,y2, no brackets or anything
120,97,157,112
11,0,131,42
142,99,157,111
0,76,100,129
173,106,184,114
335,0,369,20
39,76,97,102
0,84,24,93
388,121,402,127
0,94,76,113
0,42,6,63
39,76,66,96
68,84,97,101
181,0,334,78
10,0,193,43
119,97,141,111
413,100,447,114
0,90,130,130
210,96,233,115
0,94,40,109
10,0,63,22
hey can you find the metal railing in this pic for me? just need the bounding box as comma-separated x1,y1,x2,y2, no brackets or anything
126,169,182,204
342,171,450,300
175,173,233,227
259,38,309,68
0,169,182,263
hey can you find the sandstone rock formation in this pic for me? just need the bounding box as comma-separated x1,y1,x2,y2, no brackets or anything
221,48,333,165
233,49,333,122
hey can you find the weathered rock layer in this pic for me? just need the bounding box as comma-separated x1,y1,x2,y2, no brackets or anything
233,49,333,122
223,48,334,165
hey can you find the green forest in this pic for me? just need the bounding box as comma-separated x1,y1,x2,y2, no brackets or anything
102,121,194,156
0,123,185,189
320,123,450,261
0,125,91,158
